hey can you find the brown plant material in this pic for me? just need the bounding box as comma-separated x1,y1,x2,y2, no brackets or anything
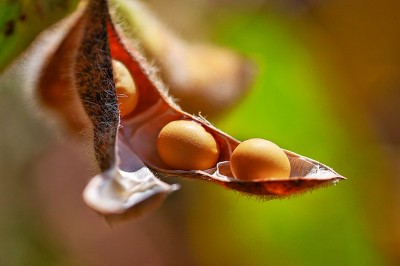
37,0,344,219
37,7,89,133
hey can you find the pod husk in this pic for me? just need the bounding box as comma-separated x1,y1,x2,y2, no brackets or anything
37,0,344,219
38,0,177,218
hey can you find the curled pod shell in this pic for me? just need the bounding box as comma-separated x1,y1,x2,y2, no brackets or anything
37,0,344,219
37,5,89,133
37,0,178,220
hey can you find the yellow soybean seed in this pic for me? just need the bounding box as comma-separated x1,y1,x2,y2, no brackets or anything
230,138,290,180
112,60,138,117
157,120,220,170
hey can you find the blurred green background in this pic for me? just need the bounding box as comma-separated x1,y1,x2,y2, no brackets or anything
0,0,399,265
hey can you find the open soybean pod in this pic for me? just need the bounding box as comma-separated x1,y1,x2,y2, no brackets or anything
38,0,344,220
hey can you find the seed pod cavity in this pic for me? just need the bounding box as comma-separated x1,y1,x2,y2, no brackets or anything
105,21,344,197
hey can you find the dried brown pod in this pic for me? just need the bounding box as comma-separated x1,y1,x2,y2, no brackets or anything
37,0,344,219
37,6,89,133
